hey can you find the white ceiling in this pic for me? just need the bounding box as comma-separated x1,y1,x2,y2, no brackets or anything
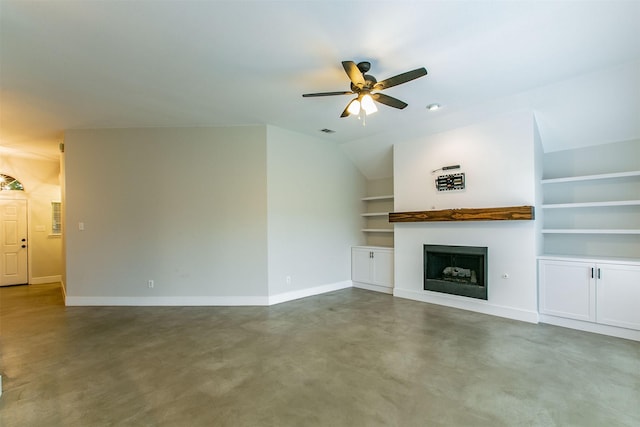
1,1,639,178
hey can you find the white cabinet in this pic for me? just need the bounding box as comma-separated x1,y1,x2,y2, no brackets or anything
539,260,595,322
538,145,640,340
538,258,640,335
351,246,394,294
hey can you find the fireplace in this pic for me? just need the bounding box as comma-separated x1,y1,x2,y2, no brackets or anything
424,245,488,300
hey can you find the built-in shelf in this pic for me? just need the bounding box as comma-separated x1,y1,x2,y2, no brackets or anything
541,170,640,184
538,147,640,339
361,195,394,201
540,168,639,257
542,200,640,209
542,229,640,235
389,205,534,222
538,254,640,264
361,192,394,243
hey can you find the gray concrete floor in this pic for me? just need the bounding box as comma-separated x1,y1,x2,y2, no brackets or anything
0,283,639,427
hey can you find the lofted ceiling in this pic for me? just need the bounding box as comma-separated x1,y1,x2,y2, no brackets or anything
1,1,639,178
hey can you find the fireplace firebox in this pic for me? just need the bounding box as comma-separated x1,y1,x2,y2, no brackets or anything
424,245,488,300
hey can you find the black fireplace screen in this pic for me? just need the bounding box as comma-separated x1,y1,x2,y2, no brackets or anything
424,245,488,300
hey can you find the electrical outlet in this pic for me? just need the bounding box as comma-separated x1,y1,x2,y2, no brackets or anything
148,280,154,288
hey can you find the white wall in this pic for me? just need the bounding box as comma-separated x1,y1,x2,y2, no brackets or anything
266,126,365,301
63,125,366,306
64,127,269,304
393,112,540,322
533,117,545,258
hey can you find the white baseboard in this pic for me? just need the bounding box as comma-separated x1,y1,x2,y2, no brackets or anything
268,281,352,305
30,275,62,285
64,281,353,307
352,281,393,295
65,295,270,306
539,314,640,342
393,288,539,324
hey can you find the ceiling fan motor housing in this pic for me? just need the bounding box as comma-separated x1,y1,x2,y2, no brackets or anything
351,74,377,93
356,61,371,73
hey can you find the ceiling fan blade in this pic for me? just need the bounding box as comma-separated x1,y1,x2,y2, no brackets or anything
342,61,365,89
373,67,427,91
302,91,354,97
340,104,351,118
372,93,408,109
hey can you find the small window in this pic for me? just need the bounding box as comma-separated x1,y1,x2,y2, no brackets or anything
52,202,62,235
0,174,24,191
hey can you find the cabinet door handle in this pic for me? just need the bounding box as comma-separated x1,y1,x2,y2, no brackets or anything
597,268,601,279
591,267,594,279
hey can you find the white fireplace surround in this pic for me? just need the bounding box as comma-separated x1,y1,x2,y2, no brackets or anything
391,111,542,323
393,222,539,323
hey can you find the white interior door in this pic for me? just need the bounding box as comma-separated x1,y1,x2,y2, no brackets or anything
0,199,28,286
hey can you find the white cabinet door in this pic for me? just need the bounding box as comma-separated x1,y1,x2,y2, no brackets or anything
352,247,373,283
371,248,394,287
352,247,394,289
596,263,640,330
539,260,596,322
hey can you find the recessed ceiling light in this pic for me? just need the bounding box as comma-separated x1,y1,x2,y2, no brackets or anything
426,103,441,111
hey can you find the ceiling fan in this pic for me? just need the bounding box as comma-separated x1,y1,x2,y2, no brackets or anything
302,61,428,118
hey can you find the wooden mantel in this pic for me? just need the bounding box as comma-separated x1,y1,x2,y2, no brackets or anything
388,205,534,223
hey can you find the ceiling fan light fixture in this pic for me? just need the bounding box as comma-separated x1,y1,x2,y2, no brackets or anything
361,94,377,114
347,99,361,115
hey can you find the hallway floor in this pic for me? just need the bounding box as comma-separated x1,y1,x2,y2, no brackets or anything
1,283,639,426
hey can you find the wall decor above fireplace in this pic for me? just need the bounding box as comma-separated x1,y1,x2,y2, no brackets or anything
435,172,465,191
